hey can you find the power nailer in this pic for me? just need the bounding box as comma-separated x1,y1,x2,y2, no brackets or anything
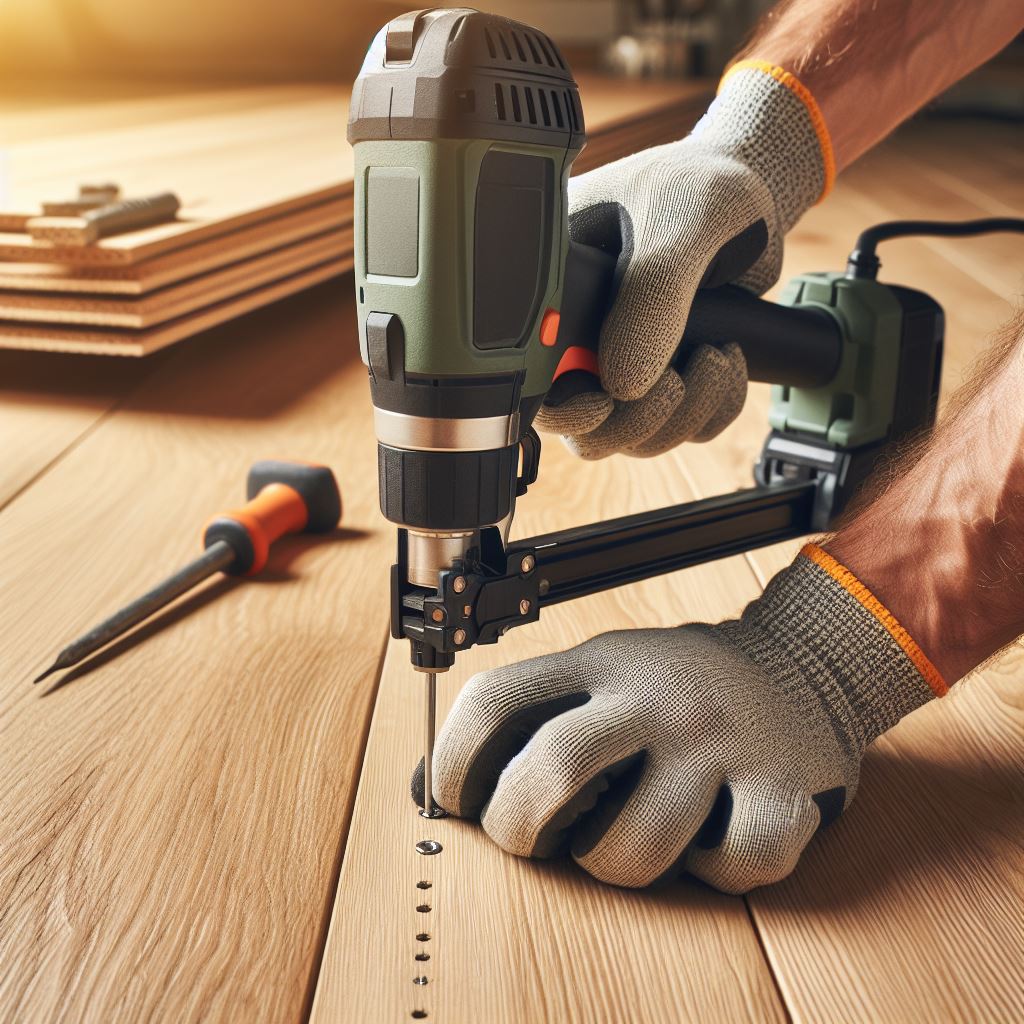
348,8,1022,816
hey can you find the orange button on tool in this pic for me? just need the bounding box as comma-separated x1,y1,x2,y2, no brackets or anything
539,307,561,346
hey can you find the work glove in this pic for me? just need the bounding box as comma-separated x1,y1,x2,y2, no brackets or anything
428,544,945,893
536,62,833,459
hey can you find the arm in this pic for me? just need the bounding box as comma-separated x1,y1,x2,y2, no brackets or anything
737,0,1024,169
830,310,1024,681
537,0,1023,461
428,314,1024,894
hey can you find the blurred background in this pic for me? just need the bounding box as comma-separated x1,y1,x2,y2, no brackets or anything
0,0,1019,115
0,0,761,82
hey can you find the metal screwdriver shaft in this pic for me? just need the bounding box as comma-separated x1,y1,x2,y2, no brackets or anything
34,542,234,683
420,670,445,818
32,460,342,686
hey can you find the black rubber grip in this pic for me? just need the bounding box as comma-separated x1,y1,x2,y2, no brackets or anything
550,242,843,405
377,444,518,530
245,460,342,533
203,517,256,574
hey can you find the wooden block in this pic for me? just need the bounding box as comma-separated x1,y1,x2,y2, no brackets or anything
0,199,352,296
0,185,352,266
0,257,352,355
0,228,352,328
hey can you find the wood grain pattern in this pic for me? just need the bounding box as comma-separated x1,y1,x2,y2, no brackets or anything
3,99,1021,1024
311,119,1024,1024
0,200,352,295
0,283,393,1021
310,442,787,1024
0,349,157,508
0,229,352,326
0,258,351,354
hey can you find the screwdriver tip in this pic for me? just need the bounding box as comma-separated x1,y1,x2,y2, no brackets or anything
33,654,70,684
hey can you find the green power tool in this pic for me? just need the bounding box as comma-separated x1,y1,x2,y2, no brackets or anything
348,8,1021,816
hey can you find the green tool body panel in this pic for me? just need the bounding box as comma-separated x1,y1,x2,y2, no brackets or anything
354,137,578,397
356,8,950,675
349,8,587,537
350,7,944,550
772,272,904,448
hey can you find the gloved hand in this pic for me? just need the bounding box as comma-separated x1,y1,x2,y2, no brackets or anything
428,545,945,893
535,62,833,459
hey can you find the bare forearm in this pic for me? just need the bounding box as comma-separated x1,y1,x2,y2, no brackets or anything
737,0,1024,170
829,312,1024,682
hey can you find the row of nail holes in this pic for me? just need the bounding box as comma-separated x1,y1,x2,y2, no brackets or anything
413,879,432,1018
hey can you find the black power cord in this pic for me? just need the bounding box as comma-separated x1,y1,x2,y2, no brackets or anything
846,217,1024,279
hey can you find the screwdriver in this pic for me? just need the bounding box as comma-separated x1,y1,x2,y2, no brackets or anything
34,460,342,683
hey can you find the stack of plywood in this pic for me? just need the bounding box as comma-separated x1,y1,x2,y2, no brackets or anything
0,78,709,356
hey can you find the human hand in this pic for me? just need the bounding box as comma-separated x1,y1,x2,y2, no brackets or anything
425,545,939,892
536,63,829,459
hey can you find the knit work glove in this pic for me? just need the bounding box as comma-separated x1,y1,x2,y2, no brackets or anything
536,62,834,459
429,545,946,893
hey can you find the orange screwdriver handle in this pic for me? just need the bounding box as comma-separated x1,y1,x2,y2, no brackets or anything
203,461,342,575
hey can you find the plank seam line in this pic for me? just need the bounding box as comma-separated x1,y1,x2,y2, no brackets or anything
301,627,392,1024
743,896,794,1024
0,366,162,518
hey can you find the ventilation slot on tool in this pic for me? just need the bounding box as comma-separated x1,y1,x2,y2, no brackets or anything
510,85,522,123
523,87,537,124
534,32,557,67
549,90,564,128
494,83,507,121
538,90,551,126
563,90,580,131
484,25,563,67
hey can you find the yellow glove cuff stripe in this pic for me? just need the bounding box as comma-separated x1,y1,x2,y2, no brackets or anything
800,543,948,697
719,59,836,201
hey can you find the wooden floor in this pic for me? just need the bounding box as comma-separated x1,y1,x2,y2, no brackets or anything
1,108,1022,1022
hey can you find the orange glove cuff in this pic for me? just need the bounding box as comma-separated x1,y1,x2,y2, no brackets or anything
719,60,836,200
801,542,948,697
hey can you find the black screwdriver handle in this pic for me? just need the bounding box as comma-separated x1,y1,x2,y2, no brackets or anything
547,241,843,407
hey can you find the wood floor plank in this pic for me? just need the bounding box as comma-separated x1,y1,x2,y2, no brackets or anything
0,201,352,296
0,282,395,1022
677,120,1024,1021
0,229,352,327
0,258,352,355
309,116,1024,1024
0,349,156,509
749,661,1024,1023
310,440,787,1024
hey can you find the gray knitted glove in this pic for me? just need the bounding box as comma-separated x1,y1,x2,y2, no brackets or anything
536,63,831,459
430,545,944,893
